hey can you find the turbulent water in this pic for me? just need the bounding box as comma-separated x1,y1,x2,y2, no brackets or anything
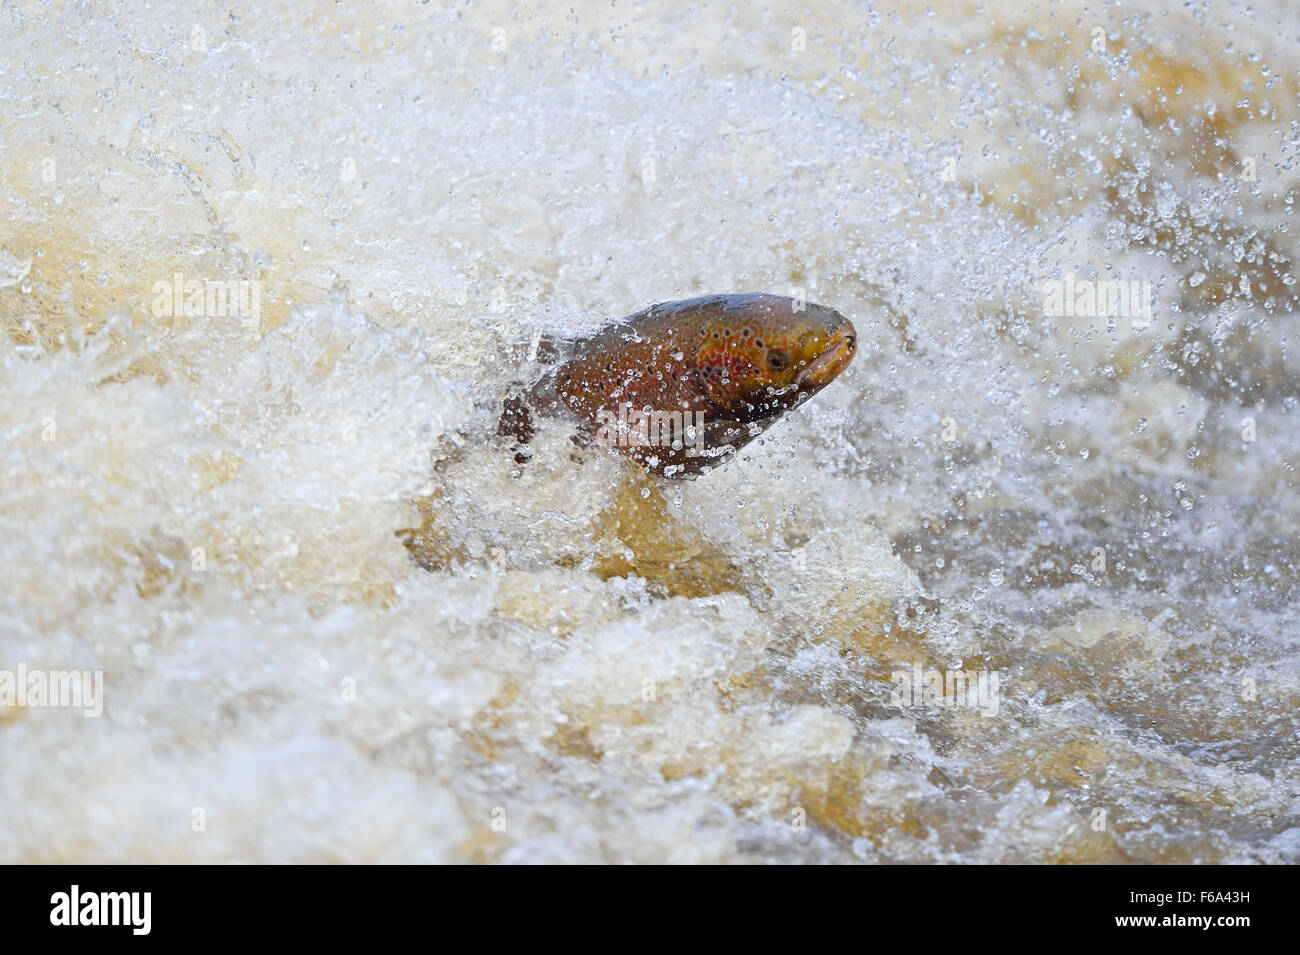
1,0,1297,863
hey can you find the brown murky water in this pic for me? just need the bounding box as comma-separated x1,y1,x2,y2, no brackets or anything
1,0,1296,862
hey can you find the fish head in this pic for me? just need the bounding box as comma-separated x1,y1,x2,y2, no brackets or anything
691,294,856,422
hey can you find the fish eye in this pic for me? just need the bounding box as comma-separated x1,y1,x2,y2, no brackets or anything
766,348,788,371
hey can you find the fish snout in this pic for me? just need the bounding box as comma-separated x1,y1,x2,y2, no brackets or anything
797,320,857,388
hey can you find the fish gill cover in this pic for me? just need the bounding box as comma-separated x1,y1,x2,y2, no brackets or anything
0,0,1297,863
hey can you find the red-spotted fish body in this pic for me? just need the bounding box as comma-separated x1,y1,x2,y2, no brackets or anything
503,293,857,476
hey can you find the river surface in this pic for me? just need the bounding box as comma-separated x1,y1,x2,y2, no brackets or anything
1,0,1297,862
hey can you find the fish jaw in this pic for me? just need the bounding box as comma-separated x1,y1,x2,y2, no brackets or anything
796,321,857,390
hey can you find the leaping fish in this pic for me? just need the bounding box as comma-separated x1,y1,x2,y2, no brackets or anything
499,293,857,477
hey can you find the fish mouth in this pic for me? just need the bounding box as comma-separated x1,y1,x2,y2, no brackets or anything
797,329,857,388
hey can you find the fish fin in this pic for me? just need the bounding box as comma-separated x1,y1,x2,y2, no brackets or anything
659,414,784,476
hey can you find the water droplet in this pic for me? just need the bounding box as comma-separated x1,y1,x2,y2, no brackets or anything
0,250,32,288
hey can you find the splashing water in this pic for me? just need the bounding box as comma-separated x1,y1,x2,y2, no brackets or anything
1,0,1297,863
